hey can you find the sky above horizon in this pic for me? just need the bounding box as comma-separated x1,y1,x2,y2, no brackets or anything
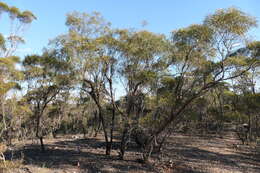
1,0,260,57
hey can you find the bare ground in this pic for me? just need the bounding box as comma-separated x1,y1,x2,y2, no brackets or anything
160,131,260,173
3,129,260,173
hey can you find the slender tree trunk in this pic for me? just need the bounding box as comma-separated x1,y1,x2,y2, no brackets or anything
1,97,7,131
108,105,116,155
83,127,87,138
142,141,154,163
156,129,171,153
105,75,117,156
35,110,45,152
248,113,252,143
89,125,94,137
52,130,57,138
98,107,110,155
92,110,98,137
94,117,101,137
39,137,45,152
119,124,129,159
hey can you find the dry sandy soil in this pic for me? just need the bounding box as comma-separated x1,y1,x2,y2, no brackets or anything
2,129,260,173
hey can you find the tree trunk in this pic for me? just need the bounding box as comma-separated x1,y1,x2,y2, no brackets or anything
248,113,252,143
106,142,111,155
39,137,45,152
52,130,57,138
2,104,6,131
83,127,87,139
142,142,154,163
93,110,100,137
119,126,129,160
98,108,110,155
35,109,45,152
108,104,116,156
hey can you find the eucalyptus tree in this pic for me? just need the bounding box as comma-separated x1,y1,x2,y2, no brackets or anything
134,8,260,161
107,29,168,159
0,2,36,57
227,41,260,142
22,50,71,151
54,11,119,155
0,2,36,139
44,8,259,162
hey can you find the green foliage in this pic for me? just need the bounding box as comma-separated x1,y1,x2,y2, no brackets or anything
0,34,5,50
0,2,9,12
0,56,23,96
0,2,36,22
247,41,260,59
0,2,36,101
204,8,257,35
66,11,110,38
18,10,37,23
119,30,167,61
172,24,214,57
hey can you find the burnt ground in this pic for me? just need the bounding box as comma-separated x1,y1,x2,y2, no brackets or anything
3,130,260,173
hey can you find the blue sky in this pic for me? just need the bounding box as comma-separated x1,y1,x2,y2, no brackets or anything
1,0,260,57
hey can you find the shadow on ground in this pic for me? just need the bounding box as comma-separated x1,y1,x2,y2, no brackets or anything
3,133,260,173
4,137,155,173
